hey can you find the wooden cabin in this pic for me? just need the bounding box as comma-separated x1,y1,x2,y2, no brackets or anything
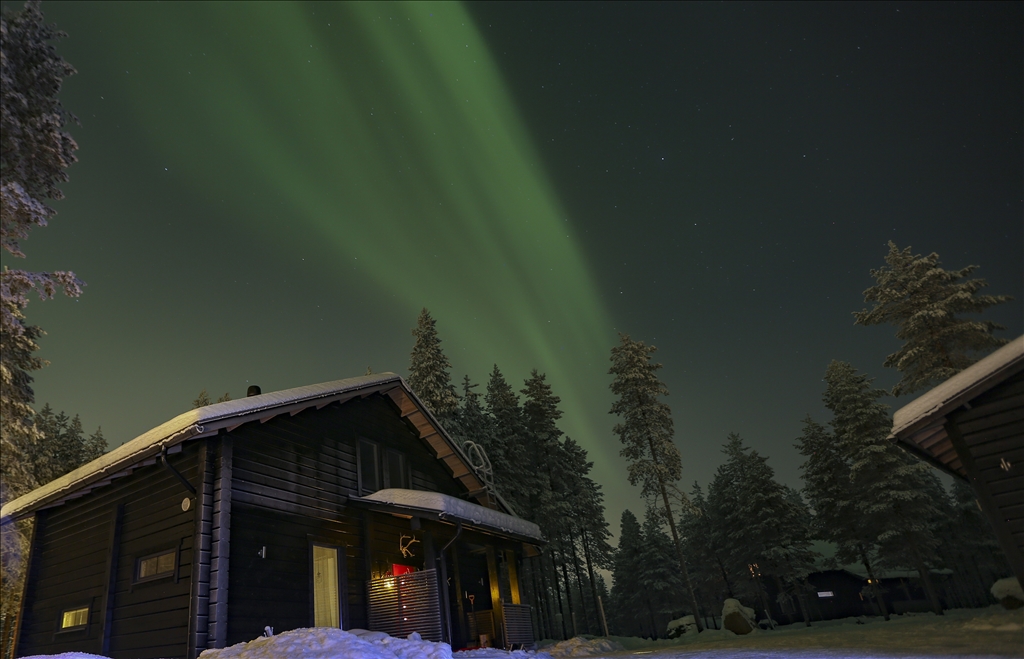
888,336,1024,589
0,373,542,659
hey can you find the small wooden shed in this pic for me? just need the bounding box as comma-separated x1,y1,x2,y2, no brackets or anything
1,373,542,659
888,336,1024,589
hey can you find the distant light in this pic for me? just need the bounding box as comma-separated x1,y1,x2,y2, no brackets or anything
817,591,835,598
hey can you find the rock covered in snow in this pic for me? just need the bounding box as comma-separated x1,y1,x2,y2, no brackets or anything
990,577,1024,609
544,636,624,657
197,627,453,659
721,598,757,635
665,614,697,638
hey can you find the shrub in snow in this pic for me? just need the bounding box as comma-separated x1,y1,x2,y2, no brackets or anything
990,577,1024,609
721,598,756,636
544,637,624,657
665,615,697,638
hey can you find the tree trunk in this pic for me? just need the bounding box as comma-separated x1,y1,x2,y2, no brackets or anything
530,556,548,640
653,469,704,631
568,528,593,634
558,544,578,637
860,549,890,621
582,529,604,634
907,536,943,616
548,550,569,638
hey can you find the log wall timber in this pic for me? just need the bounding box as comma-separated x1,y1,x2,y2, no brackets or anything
947,370,1024,585
17,446,199,659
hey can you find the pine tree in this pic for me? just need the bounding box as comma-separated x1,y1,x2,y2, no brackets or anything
824,360,945,615
408,308,459,421
795,415,890,619
680,482,735,607
854,242,1012,396
608,333,704,630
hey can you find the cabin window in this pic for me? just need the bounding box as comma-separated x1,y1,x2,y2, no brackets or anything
385,449,408,489
312,544,342,628
135,548,177,583
59,605,89,631
358,440,380,494
817,591,835,598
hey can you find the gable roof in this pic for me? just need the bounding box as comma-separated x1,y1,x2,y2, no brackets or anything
889,336,1024,478
1,373,511,524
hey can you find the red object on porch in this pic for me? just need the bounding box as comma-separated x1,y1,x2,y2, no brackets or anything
392,564,415,575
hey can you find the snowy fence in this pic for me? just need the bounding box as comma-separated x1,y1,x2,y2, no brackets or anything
367,569,443,642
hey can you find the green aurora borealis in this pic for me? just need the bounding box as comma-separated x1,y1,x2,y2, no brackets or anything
15,2,622,490
6,1,1022,532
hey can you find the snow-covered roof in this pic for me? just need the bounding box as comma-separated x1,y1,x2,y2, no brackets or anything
1,373,504,524
888,336,1024,477
350,489,543,543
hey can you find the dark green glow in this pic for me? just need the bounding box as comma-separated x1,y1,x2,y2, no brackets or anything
105,3,617,467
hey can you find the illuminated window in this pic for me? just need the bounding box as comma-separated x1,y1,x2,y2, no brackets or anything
816,591,835,598
60,605,89,630
313,545,340,627
136,549,176,582
358,440,380,494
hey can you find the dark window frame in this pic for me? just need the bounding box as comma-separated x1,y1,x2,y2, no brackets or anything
308,536,348,629
384,449,409,489
357,439,380,495
133,546,179,585
55,600,92,635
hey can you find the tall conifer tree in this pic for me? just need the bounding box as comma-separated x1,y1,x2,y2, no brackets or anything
608,334,703,631
795,415,889,619
854,242,1012,396
824,360,944,615
408,308,459,421
609,510,645,636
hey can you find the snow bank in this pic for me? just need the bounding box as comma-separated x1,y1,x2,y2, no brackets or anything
197,628,452,659
543,637,624,657
21,654,112,659
458,649,552,659
990,576,1024,608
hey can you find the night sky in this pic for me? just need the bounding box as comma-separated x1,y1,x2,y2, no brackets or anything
6,1,1022,536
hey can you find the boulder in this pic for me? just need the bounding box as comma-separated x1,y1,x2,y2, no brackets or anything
666,615,697,638
991,577,1024,609
722,598,756,635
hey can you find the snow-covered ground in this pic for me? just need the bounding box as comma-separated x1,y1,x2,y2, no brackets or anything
19,606,1022,659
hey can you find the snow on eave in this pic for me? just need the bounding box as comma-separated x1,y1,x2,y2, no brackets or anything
889,335,1024,443
1,373,408,524
350,488,543,542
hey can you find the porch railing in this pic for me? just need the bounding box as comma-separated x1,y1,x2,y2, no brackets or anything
367,569,443,642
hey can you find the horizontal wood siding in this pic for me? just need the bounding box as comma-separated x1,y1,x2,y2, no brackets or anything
18,444,200,659
950,370,1024,574
223,394,457,642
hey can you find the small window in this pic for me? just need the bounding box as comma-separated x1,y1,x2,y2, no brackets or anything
817,591,835,598
135,549,176,583
60,605,89,630
358,440,379,494
385,450,407,489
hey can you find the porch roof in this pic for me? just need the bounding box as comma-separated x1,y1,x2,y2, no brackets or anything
350,488,544,544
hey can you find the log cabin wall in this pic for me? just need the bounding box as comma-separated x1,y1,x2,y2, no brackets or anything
221,393,463,643
17,445,200,659
947,369,1024,578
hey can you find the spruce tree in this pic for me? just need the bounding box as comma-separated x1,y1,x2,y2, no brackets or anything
854,242,1012,396
824,360,944,615
609,510,645,636
795,415,890,619
608,334,704,630
484,365,532,516
638,507,687,637
408,308,459,420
